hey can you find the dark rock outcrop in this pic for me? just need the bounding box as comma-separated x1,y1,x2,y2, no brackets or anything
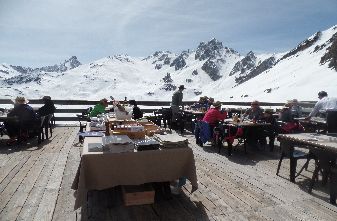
201,60,221,81
320,32,337,71
155,64,162,70
279,32,321,61
192,70,198,76
230,51,257,76
162,73,173,83
5,74,42,85
160,83,176,91
235,56,276,85
170,51,188,71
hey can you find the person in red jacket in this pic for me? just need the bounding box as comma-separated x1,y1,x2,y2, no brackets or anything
202,101,227,127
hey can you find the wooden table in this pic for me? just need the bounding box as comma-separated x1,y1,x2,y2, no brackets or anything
224,120,272,153
278,133,337,204
295,117,327,133
71,137,198,209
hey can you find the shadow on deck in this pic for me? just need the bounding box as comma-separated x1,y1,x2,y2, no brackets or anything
0,126,336,221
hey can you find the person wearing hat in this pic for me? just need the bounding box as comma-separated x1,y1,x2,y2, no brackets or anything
38,96,56,116
171,85,185,122
89,98,109,117
279,101,294,123
306,91,337,120
242,100,263,121
5,96,37,145
202,101,227,127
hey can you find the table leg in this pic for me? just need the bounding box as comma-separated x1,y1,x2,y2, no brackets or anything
227,140,232,156
330,167,337,204
290,156,297,183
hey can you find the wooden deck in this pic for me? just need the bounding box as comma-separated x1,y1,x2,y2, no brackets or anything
1,126,337,221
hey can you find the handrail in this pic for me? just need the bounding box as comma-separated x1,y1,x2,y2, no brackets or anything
0,99,316,122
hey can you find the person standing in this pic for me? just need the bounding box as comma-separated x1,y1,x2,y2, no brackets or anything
171,85,185,122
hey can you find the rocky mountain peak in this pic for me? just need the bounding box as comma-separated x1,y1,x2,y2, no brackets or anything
63,56,81,69
195,38,224,61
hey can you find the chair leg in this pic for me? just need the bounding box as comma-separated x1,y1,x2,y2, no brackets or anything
276,152,285,176
227,140,232,156
309,163,320,193
45,125,49,139
49,123,53,137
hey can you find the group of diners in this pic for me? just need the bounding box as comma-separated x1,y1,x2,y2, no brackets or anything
88,98,143,120
1,96,55,145
193,90,337,152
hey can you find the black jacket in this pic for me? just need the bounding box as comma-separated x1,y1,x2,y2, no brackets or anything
38,100,56,116
132,106,143,119
8,104,37,121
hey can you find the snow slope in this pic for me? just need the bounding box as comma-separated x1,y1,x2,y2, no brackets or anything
1,25,336,102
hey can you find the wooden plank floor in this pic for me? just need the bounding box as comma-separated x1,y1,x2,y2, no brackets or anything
1,127,337,221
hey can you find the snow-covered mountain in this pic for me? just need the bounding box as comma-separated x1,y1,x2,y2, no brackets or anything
1,24,337,102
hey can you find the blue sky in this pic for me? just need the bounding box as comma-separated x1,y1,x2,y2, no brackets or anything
1,0,337,67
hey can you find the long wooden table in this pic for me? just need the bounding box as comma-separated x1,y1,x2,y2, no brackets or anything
278,133,337,204
71,137,198,209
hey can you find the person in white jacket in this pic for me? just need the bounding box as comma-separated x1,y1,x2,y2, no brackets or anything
306,91,337,120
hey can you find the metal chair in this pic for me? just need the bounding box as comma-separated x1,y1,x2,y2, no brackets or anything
44,114,54,139
276,142,316,182
76,107,92,132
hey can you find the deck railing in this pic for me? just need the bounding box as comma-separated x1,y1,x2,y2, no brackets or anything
0,99,316,122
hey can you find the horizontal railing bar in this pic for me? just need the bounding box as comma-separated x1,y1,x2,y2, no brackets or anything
0,99,316,107
54,109,156,113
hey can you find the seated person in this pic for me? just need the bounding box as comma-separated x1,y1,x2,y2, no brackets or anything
261,110,277,151
290,99,302,118
202,101,227,135
5,97,38,145
128,100,143,120
242,100,264,120
89,98,109,117
114,101,132,120
242,100,265,149
279,102,303,133
279,102,294,122
192,96,207,109
38,96,56,116
195,101,226,145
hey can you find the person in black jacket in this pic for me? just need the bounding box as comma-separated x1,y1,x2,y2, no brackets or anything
38,96,56,116
5,97,37,145
128,100,143,120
